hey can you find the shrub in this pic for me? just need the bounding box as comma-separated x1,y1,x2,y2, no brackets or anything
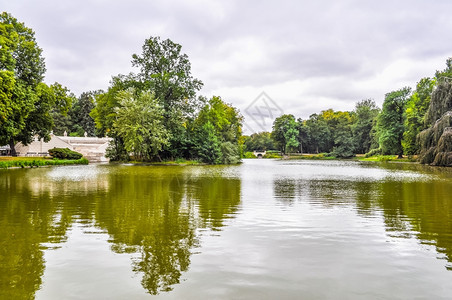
48,148,83,160
365,148,382,158
243,152,256,158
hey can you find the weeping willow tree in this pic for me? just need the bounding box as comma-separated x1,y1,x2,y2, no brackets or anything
418,58,452,166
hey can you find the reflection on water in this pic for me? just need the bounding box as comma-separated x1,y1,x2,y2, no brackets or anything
0,165,242,298
1,160,452,298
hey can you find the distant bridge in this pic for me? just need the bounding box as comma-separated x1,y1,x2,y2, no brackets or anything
253,150,266,158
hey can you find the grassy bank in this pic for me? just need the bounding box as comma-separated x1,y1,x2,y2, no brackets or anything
358,155,417,162
111,158,204,166
0,156,89,169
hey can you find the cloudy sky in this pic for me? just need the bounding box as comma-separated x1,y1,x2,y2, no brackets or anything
2,0,452,133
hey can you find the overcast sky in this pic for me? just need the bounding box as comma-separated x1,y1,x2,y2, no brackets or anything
2,0,452,133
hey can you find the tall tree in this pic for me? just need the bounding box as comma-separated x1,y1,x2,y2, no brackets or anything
0,13,71,155
377,87,412,156
296,118,310,154
0,12,46,154
243,132,275,152
113,89,169,161
69,91,99,136
132,36,203,158
271,114,299,154
352,99,380,154
402,78,435,155
193,96,243,164
305,113,331,153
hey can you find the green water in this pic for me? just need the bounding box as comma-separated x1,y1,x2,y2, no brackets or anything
1,159,452,299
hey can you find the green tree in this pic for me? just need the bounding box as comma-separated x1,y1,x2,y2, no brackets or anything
296,119,310,153
243,132,275,152
132,36,203,159
352,99,380,154
377,87,412,156
69,91,99,136
192,96,243,164
113,89,170,161
0,13,71,155
0,13,46,154
271,114,299,154
193,122,222,164
402,78,435,155
50,83,75,136
305,113,332,153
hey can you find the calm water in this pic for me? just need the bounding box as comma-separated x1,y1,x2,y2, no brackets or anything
1,159,452,299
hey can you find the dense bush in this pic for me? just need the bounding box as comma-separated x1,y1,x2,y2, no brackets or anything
48,148,83,160
0,157,89,168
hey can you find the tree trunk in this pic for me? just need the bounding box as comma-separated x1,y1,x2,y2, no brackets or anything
9,140,17,157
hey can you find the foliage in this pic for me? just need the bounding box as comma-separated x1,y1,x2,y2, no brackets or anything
352,99,380,154
271,114,299,154
48,147,83,160
376,87,411,156
364,147,382,158
192,96,243,164
0,13,72,155
243,152,256,158
193,121,222,164
0,157,88,168
418,58,452,166
221,141,241,164
132,36,203,159
112,89,170,161
402,78,436,155
304,113,331,153
243,131,276,152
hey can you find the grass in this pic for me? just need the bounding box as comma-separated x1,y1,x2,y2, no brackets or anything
126,158,202,166
358,155,417,162
0,156,89,169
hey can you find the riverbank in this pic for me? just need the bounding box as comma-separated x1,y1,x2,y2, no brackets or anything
110,158,205,166
244,153,418,163
0,156,89,169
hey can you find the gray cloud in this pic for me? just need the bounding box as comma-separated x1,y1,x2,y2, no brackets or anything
2,0,452,131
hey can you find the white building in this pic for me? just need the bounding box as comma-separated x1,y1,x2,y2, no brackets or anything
14,133,112,162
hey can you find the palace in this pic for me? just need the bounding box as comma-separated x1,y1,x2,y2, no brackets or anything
11,132,112,162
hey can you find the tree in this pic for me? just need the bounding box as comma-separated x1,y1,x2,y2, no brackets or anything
377,87,412,156
0,13,46,154
352,99,380,154
0,13,71,155
69,91,98,136
132,36,203,159
243,132,275,152
50,83,76,136
192,96,243,164
402,78,435,155
296,119,310,153
193,122,223,164
304,113,331,153
113,89,170,161
271,114,299,154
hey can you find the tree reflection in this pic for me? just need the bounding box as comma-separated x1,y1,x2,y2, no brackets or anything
0,165,243,296
95,169,197,294
272,168,452,270
376,179,452,269
188,176,241,230
0,170,72,299
95,167,241,294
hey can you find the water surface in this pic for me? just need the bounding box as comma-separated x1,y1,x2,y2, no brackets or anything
1,159,452,299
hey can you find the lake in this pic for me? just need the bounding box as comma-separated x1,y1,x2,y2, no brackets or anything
1,159,452,299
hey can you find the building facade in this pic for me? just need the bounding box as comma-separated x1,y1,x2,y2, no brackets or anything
13,133,112,162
